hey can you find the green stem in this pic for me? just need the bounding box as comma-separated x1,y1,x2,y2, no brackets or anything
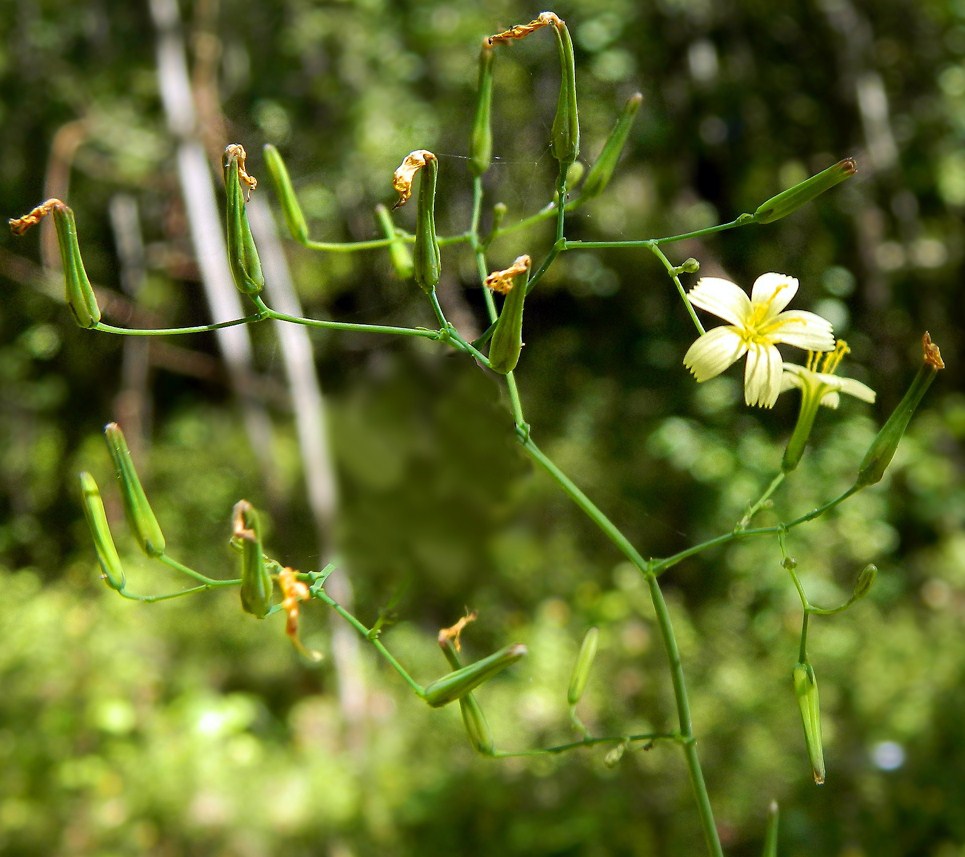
311,585,426,698
263,306,444,340
649,244,705,335
95,313,267,336
158,554,239,587
737,472,786,530
562,214,754,250
493,731,677,758
647,575,724,857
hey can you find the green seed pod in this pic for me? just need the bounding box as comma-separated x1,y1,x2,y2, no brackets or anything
78,471,126,591
567,626,600,706
470,39,495,177
753,158,857,225
413,153,441,294
549,16,580,167
103,422,166,558
423,643,527,708
856,333,944,487
459,693,495,755
9,199,101,328
262,144,309,244
233,500,273,618
792,661,826,785
223,144,265,295
374,203,414,280
578,93,642,203
485,255,531,374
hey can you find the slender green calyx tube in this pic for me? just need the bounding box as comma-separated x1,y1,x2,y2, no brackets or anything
762,800,780,857
233,500,273,618
576,93,642,203
374,203,414,280
567,626,600,706
392,150,440,294
753,158,857,224
223,144,265,295
103,422,166,558
439,634,495,756
792,661,826,785
470,39,495,177
485,255,532,374
423,643,527,708
856,332,944,487
549,15,580,168
262,144,309,244
9,199,101,328
79,471,126,592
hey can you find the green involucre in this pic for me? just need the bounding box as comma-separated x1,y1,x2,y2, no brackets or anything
52,204,101,329
423,643,527,707
233,500,273,618
263,144,310,244
793,662,825,785
79,471,126,591
577,93,642,203
550,18,580,167
753,158,856,224
224,147,265,295
413,153,441,294
470,40,495,177
103,422,166,558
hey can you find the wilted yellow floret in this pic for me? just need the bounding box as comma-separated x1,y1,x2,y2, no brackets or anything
484,255,532,295
488,11,561,44
392,150,435,209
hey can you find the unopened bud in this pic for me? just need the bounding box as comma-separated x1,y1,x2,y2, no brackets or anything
9,199,101,328
233,500,273,618
753,158,857,224
577,92,642,202
79,471,126,591
374,203,414,280
470,39,495,177
103,423,166,558
223,144,265,295
423,643,527,708
604,741,627,768
792,661,826,785
856,332,944,487
485,255,531,374
567,626,599,706
851,563,877,601
262,144,309,244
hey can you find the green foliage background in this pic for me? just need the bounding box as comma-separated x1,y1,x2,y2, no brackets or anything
1,1,962,855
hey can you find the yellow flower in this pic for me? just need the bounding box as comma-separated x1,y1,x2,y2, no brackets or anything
683,273,834,407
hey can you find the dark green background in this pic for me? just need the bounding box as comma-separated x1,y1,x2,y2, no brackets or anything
1,1,962,855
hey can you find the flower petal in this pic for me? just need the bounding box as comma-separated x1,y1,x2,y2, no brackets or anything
744,342,784,407
683,326,747,382
767,310,835,351
751,273,799,315
687,278,752,327
836,376,876,404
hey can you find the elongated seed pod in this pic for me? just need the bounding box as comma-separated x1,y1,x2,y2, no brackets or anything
103,422,166,558
470,39,495,177
223,145,265,295
550,16,580,167
262,144,309,244
753,159,856,224
856,333,944,487
793,662,826,785
578,93,642,202
423,643,527,708
79,471,126,591
487,256,531,374
233,500,273,618
413,152,441,294
567,626,600,706
9,199,101,328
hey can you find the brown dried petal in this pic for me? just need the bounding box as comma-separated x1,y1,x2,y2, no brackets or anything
224,143,257,199
922,331,945,370
484,255,532,295
392,150,434,209
9,198,65,236
439,611,478,652
488,11,561,44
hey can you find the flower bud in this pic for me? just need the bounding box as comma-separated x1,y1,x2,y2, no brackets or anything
792,661,826,785
223,144,265,295
79,471,126,591
577,93,642,202
392,150,440,294
9,199,101,328
103,422,166,558
763,800,780,857
567,626,599,706
262,144,309,244
423,643,527,708
549,15,580,168
374,203,414,280
753,158,857,224
470,39,495,177
851,563,877,602
856,332,944,487
233,500,273,618
485,255,531,374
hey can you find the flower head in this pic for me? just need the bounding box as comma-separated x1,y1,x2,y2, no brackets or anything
780,341,876,409
683,273,835,407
